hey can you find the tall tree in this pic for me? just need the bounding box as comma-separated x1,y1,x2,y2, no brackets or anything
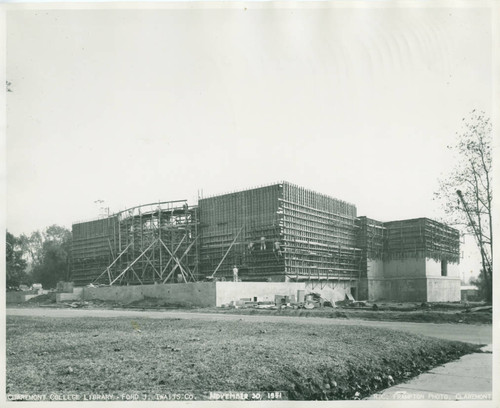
19,230,44,268
435,110,493,302
6,231,29,288
21,225,72,289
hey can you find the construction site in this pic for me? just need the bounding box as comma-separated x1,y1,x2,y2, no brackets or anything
68,182,461,306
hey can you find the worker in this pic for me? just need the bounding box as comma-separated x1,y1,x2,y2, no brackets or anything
273,241,282,256
260,236,266,250
248,242,254,252
233,265,239,282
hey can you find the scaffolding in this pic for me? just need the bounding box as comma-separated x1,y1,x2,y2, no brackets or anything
71,201,199,286
198,182,362,282
71,184,459,287
281,182,360,281
356,216,386,278
356,217,460,275
198,184,284,280
383,218,460,263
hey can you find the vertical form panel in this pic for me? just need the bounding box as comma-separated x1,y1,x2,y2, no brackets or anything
198,184,283,280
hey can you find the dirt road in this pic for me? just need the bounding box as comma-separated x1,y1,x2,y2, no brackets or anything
7,307,492,344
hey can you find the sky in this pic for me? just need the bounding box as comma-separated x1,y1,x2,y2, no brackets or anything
4,3,494,277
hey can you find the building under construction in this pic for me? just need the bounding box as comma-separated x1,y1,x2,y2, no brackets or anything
71,182,461,302
71,200,199,286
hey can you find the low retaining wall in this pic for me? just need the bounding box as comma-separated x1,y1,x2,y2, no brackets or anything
82,282,217,307
56,292,82,302
6,292,39,304
76,282,352,307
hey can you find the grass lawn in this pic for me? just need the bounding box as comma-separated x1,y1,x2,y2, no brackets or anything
6,316,481,401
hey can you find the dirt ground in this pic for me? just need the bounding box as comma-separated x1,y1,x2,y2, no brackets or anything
11,295,492,325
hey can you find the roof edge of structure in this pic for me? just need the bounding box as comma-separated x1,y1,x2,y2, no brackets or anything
280,181,357,209
72,199,191,227
200,180,357,209
199,181,284,200
383,217,457,228
360,215,457,227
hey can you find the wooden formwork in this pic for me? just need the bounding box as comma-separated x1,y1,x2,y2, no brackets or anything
280,183,360,281
71,217,119,286
356,217,386,258
383,218,460,263
198,184,283,280
356,216,386,278
356,217,460,279
198,182,361,281
71,184,461,287
71,201,200,286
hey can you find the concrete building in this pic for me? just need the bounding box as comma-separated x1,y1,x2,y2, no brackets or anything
357,217,461,302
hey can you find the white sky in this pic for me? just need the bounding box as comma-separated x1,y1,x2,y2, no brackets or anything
4,3,494,276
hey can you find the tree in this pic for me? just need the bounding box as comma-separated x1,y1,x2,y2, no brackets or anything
470,269,488,301
20,225,72,289
19,230,44,268
6,231,29,288
435,110,493,302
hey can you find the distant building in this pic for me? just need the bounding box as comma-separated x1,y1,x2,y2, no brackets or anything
70,182,461,302
461,285,480,302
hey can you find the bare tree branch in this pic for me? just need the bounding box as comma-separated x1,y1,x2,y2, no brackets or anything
436,111,493,302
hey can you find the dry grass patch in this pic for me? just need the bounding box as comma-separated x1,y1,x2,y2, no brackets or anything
6,316,481,400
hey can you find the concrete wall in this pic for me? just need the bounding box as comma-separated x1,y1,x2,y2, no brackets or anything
387,278,427,302
56,292,82,302
367,259,385,279
6,292,38,304
427,278,461,302
56,282,75,293
358,279,369,300
56,286,84,302
363,257,461,302
426,259,460,278
366,279,387,301
383,258,426,278
360,259,385,299
73,287,84,296
77,282,311,307
366,278,428,302
215,282,305,307
83,282,217,307
364,258,428,302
